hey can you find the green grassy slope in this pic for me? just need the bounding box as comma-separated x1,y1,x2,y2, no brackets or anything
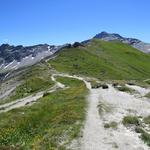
49,39,150,80
0,63,54,105
0,77,87,149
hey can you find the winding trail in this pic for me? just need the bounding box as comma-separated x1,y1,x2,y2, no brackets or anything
0,75,67,113
0,73,90,113
1,73,150,149
51,73,91,89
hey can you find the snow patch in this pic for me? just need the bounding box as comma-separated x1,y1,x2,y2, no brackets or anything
48,46,51,51
4,61,15,69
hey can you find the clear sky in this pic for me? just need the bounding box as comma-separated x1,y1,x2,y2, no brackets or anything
0,0,150,46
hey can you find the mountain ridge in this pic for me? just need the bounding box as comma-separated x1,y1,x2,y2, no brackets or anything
92,31,150,53
0,44,65,73
0,32,150,74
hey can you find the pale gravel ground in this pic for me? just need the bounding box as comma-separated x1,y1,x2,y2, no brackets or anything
81,85,150,150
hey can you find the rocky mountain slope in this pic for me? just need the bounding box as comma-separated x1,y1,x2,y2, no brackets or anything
0,44,63,73
92,32,150,53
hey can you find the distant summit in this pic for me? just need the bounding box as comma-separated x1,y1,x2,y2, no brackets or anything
93,31,150,53
94,31,123,40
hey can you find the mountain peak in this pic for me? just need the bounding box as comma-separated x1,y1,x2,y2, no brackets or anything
94,31,109,39
91,31,150,53
94,31,123,40
100,31,109,35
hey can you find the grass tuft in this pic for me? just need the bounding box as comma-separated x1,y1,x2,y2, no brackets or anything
122,116,139,126
116,85,135,93
104,122,118,129
143,116,150,124
145,92,150,98
97,101,112,115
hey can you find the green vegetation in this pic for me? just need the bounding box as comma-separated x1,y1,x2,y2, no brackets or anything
0,77,88,149
49,39,150,80
135,127,150,147
122,116,139,126
91,82,108,89
89,80,98,87
112,142,119,148
1,38,150,149
91,82,102,89
124,116,150,147
0,63,54,105
56,76,83,88
43,92,51,97
11,77,53,98
97,101,112,115
144,116,150,124
145,92,150,98
145,79,150,85
140,131,150,147
134,80,150,88
135,126,144,133
116,85,135,93
104,121,118,129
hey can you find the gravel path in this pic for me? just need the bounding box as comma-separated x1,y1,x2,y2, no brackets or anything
81,85,150,150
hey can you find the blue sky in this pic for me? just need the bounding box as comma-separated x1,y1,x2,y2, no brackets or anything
0,0,150,46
